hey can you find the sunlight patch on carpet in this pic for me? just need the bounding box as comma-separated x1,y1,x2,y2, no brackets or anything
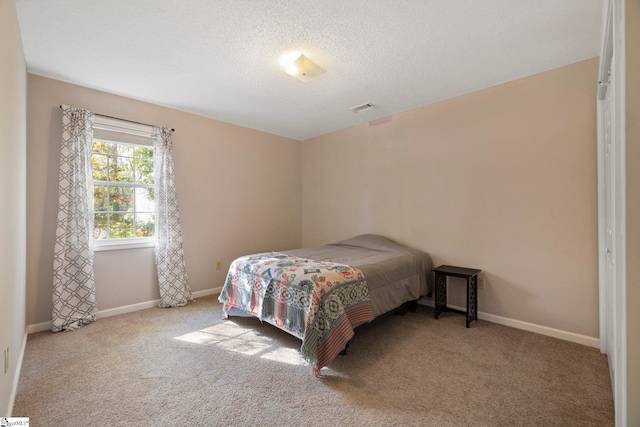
173,321,306,366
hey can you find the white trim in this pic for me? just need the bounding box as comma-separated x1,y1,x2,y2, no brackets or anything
612,0,627,423
26,320,54,335
418,299,599,348
93,238,156,252
25,287,600,351
597,0,614,356
94,181,155,189
26,287,223,334
25,289,599,349
597,0,628,424
596,98,608,354
7,332,28,417
598,0,614,100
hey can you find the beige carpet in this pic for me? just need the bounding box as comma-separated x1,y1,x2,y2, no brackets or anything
13,296,613,426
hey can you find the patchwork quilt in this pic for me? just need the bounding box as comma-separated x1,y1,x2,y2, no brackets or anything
218,252,372,376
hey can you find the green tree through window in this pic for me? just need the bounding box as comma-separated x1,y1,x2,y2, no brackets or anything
92,140,155,240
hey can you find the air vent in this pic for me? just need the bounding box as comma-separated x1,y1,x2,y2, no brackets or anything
350,103,374,113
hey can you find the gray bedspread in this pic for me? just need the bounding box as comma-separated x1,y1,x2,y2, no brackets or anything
284,234,433,318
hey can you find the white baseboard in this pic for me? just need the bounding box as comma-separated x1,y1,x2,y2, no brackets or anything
418,298,599,348
7,331,28,417
26,287,222,335
25,290,598,349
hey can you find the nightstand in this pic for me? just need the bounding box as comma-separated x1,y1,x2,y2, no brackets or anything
432,265,481,328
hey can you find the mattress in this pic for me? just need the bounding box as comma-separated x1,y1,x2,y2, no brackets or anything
284,234,433,318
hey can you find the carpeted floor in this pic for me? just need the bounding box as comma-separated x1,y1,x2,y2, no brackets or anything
13,296,614,426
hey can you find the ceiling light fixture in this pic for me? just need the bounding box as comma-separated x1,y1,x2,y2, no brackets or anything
279,52,326,82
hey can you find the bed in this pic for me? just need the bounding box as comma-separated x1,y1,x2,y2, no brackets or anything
218,234,433,376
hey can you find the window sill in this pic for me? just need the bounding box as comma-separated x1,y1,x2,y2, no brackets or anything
94,239,156,252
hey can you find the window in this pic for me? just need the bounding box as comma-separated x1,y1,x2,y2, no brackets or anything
91,118,156,250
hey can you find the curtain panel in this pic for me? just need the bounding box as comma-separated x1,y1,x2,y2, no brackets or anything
52,106,98,331
153,127,192,307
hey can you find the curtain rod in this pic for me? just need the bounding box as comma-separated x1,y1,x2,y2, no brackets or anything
59,105,175,132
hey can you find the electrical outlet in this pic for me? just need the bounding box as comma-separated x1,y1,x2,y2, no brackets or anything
477,276,486,290
4,346,8,374
215,260,222,270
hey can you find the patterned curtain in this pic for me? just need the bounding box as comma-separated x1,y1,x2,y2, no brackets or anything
153,127,192,307
52,106,98,332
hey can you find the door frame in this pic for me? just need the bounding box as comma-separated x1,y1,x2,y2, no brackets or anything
597,0,627,425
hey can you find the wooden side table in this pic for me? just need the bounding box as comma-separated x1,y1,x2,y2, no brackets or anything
432,265,481,328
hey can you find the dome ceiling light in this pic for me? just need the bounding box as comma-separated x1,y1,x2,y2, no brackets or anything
279,52,326,83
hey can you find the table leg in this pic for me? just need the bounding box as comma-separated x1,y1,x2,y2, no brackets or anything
435,272,447,319
466,275,478,328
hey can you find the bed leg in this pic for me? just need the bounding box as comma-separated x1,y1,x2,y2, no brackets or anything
394,305,408,315
409,300,418,313
339,340,350,356
394,300,418,315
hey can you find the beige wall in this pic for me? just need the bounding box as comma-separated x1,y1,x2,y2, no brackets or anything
301,58,599,337
626,0,639,424
0,0,27,415
27,75,301,325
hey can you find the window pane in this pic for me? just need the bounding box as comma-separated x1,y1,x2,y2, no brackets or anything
91,154,108,181
109,213,134,238
135,187,155,212
117,144,134,157
109,186,134,212
133,146,153,160
108,155,134,182
94,185,108,211
135,213,155,237
91,138,156,241
135,159,154,184
92,140,111,155
94,213,108,240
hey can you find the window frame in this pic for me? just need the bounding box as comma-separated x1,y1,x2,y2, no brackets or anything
91,117,157,252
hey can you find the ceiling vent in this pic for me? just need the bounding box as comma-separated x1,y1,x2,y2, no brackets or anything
351,103,374,113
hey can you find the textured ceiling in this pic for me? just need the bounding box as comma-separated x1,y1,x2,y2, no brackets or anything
16,0,603,141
